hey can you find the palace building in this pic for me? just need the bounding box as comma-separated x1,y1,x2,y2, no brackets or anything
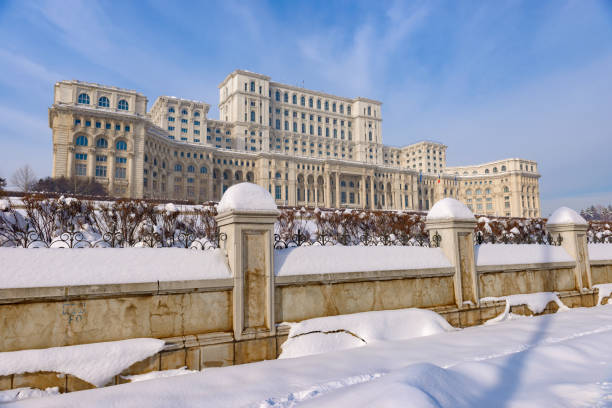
49,70,541,217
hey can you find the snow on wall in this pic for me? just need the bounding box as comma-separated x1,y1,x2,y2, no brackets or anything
0,248,230,289
475,244,573,266
481,292,568,316
280,308,454,359
0,338,165,387
274,246,451,276
588,243,612,261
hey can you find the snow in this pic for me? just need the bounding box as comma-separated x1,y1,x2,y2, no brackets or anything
594,283,612,305
280,309,454,359
0,248,230,289
0,338,164,387
481,292,569,319
0,388,59,403
122,367,196,383
475,244,573,266
426,198,474,221
588,243,612,261
10,305,612,407
217,182,277,213
274,246,451,276
547,206,587,225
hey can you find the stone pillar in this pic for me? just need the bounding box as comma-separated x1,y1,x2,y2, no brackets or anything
546,207,592,292
66,146,75,178
425,199,478,308
325,174,331,208
216,183,279,343
369,174,375,209
360,175,366,208
87,147,95,179
107,151,115,195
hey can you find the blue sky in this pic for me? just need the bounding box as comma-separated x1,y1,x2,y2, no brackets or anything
0,0,611,215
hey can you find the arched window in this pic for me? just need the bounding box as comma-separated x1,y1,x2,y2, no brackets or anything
466,189,472,195
98,96,109,107
292,94,297,104
200,166,208,174
340,104,344,114
187,165,195,173
493,167,498,173
367,106,371,115
284,93,288,103
317,99,321,109
75,135,88,146
275,91,280,101
340,181,346,187
275,119,280,129
250,111,255,122
168,107,175,113
501,165,506,171
485,188,491,194
324,101,329,110
181,109,188,115
174,164,182,172
309,98,313,107
504,186,510,193
284,121,289,131
117,99,129,110
275,172,281,179
332,102,336,112
300,96,305,106
485,169,490,174
475,189,482,195
116,140,127,150
77,93,90,105
250,81,255,92
96,137,108,148
347,106,351,115
144,154,148,162
194,111,200,117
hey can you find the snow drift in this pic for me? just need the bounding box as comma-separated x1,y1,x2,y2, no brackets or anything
279,308,454,359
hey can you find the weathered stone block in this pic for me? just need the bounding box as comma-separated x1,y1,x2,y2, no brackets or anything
442,311,460,328
0,375,12,391
201,343,234,368
117,354,160,384
186,347,200,370
459,308,481,327
160,349,187,371
12,372,66,393
480,305,499,322
66,374,95,392
234,337,275,365
275,334,288,357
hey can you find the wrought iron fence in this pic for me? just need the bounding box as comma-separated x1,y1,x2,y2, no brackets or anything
273,229,441,249
587,235,612,244
474,230,563,246
0,225,225,250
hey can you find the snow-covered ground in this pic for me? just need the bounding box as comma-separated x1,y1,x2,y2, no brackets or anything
5,305,612,407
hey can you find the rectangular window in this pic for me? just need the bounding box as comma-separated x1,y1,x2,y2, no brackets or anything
95,122,101,128
96,155,107,162
95,165,107,177
75,163,87,176
115,167,126,179
105,123,111,129
74,119,81,125
341,191,347,203
115,124,121,131
116,157,127,164
194,121,200,126
75,153,87,160
275,185,281,200
181,118,188,123
181,128,187,133
194,130,200,135
124,125,130,132
85,120,91,127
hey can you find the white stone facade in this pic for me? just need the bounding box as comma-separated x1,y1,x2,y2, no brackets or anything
48,70,540,217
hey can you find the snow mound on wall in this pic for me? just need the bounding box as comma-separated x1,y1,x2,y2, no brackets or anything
594,283,612,305
217,182,277,213
475,244,573,266
482,292,569,324
279,308,454,359
588,243,612,261
0,248,230,289
426,198,474,221
547,206,587,225
0,338,165,387
275,246,451,276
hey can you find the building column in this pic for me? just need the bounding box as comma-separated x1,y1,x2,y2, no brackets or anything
325,174,331,208
66,147,75,178
335,171,340,208
107,151,115,195
127,152,135,197
369,174,375,210
87,147,95,179
360,174,366,209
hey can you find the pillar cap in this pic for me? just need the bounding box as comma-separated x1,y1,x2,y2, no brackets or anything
547,206,587,226
217,182,277,213
426,198,475,222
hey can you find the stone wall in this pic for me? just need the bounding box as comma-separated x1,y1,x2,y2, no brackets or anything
1,195,611,395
